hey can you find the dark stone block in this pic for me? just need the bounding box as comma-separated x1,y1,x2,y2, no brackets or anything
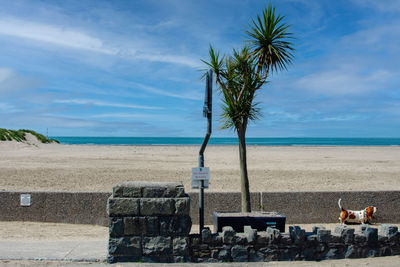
345,245,359,258
113,181,184,198
109,217,124,237
160,215,191,236
267,227,281,242
165,186,185,198
107,198,139,216
280,233,292,246
142,187,166,198
231,245,248,262
279,248,297,261
381,224,398,240
335,225,354,244
146,216,159,236
210,249,219,259
174,255,191,263
330,233,343,243
234,233,246,245
263,248,279,261
364,227,378,244
107,255,116,263
171,215,192,236
302,247,316,261
123,216,146,235
143,236,172,256
360,224,369,233
366,248,379,257
249,248,263,262
218,248,231,261
159,216,171,236
378,234,388,243
222,226,236,244
201,227,212,243
312,226,325,234
140,198,175,216
108,236,141,257
257,232,270,245
380,247,392,256
244,226,257,244
113,183,142,198
289,226,305,245
173,237,189,256
354,232,367,243
175,198,190,215
322,247,345,260
317,229,331,243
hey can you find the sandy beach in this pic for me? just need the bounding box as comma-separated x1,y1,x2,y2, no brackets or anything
1,140,400,266
1,139,399,193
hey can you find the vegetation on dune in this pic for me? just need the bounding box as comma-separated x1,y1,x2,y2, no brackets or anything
0,128,59,143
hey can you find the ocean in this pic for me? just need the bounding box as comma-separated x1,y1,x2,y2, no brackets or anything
51,137,400,146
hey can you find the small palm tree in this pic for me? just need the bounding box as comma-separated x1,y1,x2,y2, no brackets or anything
203,4,294,212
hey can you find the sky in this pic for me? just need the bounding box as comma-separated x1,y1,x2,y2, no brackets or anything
0,0,399,137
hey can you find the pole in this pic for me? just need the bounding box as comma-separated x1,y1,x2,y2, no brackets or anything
199,70,212,234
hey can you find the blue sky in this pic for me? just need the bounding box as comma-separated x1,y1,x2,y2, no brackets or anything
0,0,399,137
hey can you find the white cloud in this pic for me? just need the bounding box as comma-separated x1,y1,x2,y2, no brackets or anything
341,24,400,49
130,82,202,100
0,17,200,68
0,102,20,113
0,68,13,83
352,0,400,12
0,18,117,55
54,99,162,110
294,67,394,96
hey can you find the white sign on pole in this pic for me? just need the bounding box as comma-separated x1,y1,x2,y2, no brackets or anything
20,194,31,206
191,167,210,189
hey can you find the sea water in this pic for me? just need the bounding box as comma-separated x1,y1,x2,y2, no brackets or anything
51,137,400,146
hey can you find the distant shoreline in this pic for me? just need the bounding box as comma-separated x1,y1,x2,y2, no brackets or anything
51,136,400,146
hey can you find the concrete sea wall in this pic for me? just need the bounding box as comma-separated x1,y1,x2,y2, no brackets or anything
1,191,400,226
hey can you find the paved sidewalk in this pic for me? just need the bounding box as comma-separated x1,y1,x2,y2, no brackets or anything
0,240,106,262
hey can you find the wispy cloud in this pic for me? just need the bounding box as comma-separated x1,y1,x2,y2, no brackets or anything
0,18,117,55
54,99,162,110
0,67,13,83
130,82,202,100
351,0,400,12
0,17,200,68
294,67,394,96
0,102,21,113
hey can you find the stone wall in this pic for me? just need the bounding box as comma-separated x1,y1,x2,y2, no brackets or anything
106,182,400,263
190,224,400,262
107,182,192,263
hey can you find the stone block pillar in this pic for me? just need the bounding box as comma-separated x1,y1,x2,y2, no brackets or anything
107,181,192,263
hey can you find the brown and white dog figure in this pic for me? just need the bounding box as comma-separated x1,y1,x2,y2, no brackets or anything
338,198,377,224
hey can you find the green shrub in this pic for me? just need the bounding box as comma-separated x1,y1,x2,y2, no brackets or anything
0,128,59,143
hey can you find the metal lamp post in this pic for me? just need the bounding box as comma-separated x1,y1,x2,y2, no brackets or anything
198,69,212,233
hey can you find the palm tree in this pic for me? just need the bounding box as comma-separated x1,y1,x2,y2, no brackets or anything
203,4,294,212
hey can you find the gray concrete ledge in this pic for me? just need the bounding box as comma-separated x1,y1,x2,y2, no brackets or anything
1,191,399,225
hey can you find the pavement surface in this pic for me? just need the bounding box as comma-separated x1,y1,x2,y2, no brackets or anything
0,240,106,262
1,239,400,267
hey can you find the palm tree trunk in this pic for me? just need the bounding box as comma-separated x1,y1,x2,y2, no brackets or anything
237,125,251,212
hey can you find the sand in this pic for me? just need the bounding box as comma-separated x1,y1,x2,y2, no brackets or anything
1,140,400,192
1,140,400,265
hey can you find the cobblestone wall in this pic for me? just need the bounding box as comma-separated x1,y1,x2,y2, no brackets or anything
191,224,400,262
107,182,400,263
107,182,191,263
